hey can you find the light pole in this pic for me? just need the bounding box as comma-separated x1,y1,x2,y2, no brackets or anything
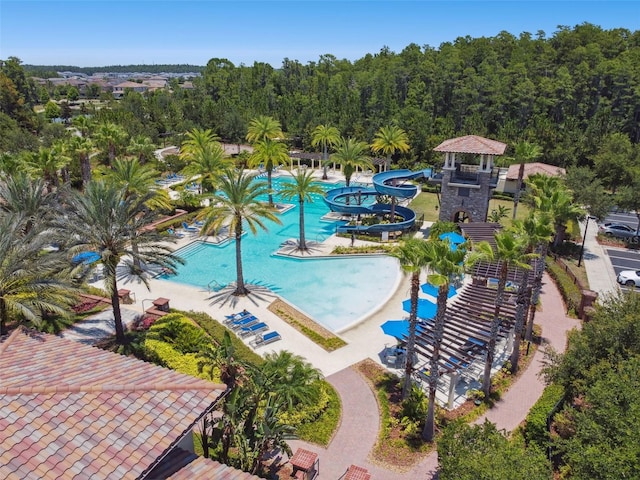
578,216,596,267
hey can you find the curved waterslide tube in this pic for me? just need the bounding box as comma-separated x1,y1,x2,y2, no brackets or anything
323,169,430,233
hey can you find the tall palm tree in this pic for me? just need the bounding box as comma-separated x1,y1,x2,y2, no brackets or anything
390,238,430,399
331,137,374,188
247,138,289,206
371,125,410,173
311,124,340,180
467,230,535,398
180,128,232,193
0,213,77,335
93,121,128,167
511,141,542,219
65,135,94,189
71,115,92,137
58,181,183,344
104,158,172,212
525,173,582,249
421,238,467,442
246,115,283,143
509,213,552,372
126,134,156,164
277,169,325,250
197,169,281,296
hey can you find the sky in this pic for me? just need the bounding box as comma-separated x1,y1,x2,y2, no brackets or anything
1,1,639,68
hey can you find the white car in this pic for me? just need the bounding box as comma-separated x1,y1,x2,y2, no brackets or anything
617,270,640,287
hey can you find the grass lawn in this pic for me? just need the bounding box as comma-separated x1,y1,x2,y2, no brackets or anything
409,192,530,229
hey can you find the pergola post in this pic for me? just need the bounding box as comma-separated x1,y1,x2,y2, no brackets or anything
447,372,459,409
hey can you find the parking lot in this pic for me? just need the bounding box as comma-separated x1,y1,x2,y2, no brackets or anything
600,211,640,292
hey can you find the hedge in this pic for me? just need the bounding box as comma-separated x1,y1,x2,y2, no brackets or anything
524,383,565,449
546,256,582,316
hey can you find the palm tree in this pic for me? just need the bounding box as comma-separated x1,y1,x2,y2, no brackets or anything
390,238,430,399
261,350,322,409
196,169,281,296
509,214,552,372
467,230,535,398
58,181,183,344
247,139,289,206
511,141,543,219
71,115,92,137
331,137,373,188
371,125,410,173
126,134,156,164
311,124,340,180
0,172,57,234
246,115,283,143
65,135,94,189
197,330,248,389
23,146,68,193
93,121,128,167
525,173,582,249
274,169,324,250
421,238,467,442
0,213,77,335
105,158,172,211
179,128,232,193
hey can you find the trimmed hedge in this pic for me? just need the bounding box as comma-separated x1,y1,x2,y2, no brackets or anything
546,256,582,316
524,383,565,449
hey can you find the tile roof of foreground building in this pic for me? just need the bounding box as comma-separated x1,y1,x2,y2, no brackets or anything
505,162,566,180
434,135,507,155
0,328,227,479
148,447,261,479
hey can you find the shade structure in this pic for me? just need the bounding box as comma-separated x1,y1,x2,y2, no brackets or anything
402,297,437,320
380,320,424,340
71,251,101,265
421,282,457,299
439,231,466,244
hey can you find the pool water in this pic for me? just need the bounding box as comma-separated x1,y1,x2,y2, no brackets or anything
160,177,401,332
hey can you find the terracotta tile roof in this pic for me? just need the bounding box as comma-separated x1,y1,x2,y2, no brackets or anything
0,328,226,480
434,135,507,155
505,162,566,180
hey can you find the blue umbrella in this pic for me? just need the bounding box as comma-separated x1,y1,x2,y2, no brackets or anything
380,320,424,340
402,298,437,319
72,251,101,265
439,231,466,244
421,282,457,299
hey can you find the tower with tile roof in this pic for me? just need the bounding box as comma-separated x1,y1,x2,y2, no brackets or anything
431,135,507,223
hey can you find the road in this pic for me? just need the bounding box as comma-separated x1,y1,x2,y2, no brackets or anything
600,210,640,291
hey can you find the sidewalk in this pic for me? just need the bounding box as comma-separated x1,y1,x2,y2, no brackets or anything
579,218,620,299
288,273,581,479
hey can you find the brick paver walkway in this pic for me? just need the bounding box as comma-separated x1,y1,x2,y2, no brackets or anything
289,273,580,479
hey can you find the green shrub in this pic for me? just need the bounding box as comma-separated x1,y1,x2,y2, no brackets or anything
279,381,330,427
289,380,341,446
524,383,565,449
144,339,210,380
148,314,208,353
401,384,429,423
186,310,265,366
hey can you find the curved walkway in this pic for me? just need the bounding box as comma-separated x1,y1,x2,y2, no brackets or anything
289,273,581,479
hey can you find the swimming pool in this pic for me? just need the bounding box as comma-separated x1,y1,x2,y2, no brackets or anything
160,176,402,332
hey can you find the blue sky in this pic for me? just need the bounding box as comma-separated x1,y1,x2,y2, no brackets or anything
1,1,638,67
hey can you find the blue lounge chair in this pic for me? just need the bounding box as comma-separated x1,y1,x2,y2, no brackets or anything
167,228,184,238
238,322,269,338
225,310,251,321
182,221,199,232
251,330,281,347
230,316,259,330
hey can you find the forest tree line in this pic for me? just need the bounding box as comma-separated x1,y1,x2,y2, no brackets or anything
2,23,640,173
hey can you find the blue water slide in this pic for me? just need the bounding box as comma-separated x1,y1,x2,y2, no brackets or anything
323,169,430,233
372,169,430,198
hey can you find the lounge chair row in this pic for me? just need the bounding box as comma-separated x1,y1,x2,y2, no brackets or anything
223,310,282,346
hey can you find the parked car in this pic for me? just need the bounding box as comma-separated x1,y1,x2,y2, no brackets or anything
598,222,639,239
617,270,640,287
